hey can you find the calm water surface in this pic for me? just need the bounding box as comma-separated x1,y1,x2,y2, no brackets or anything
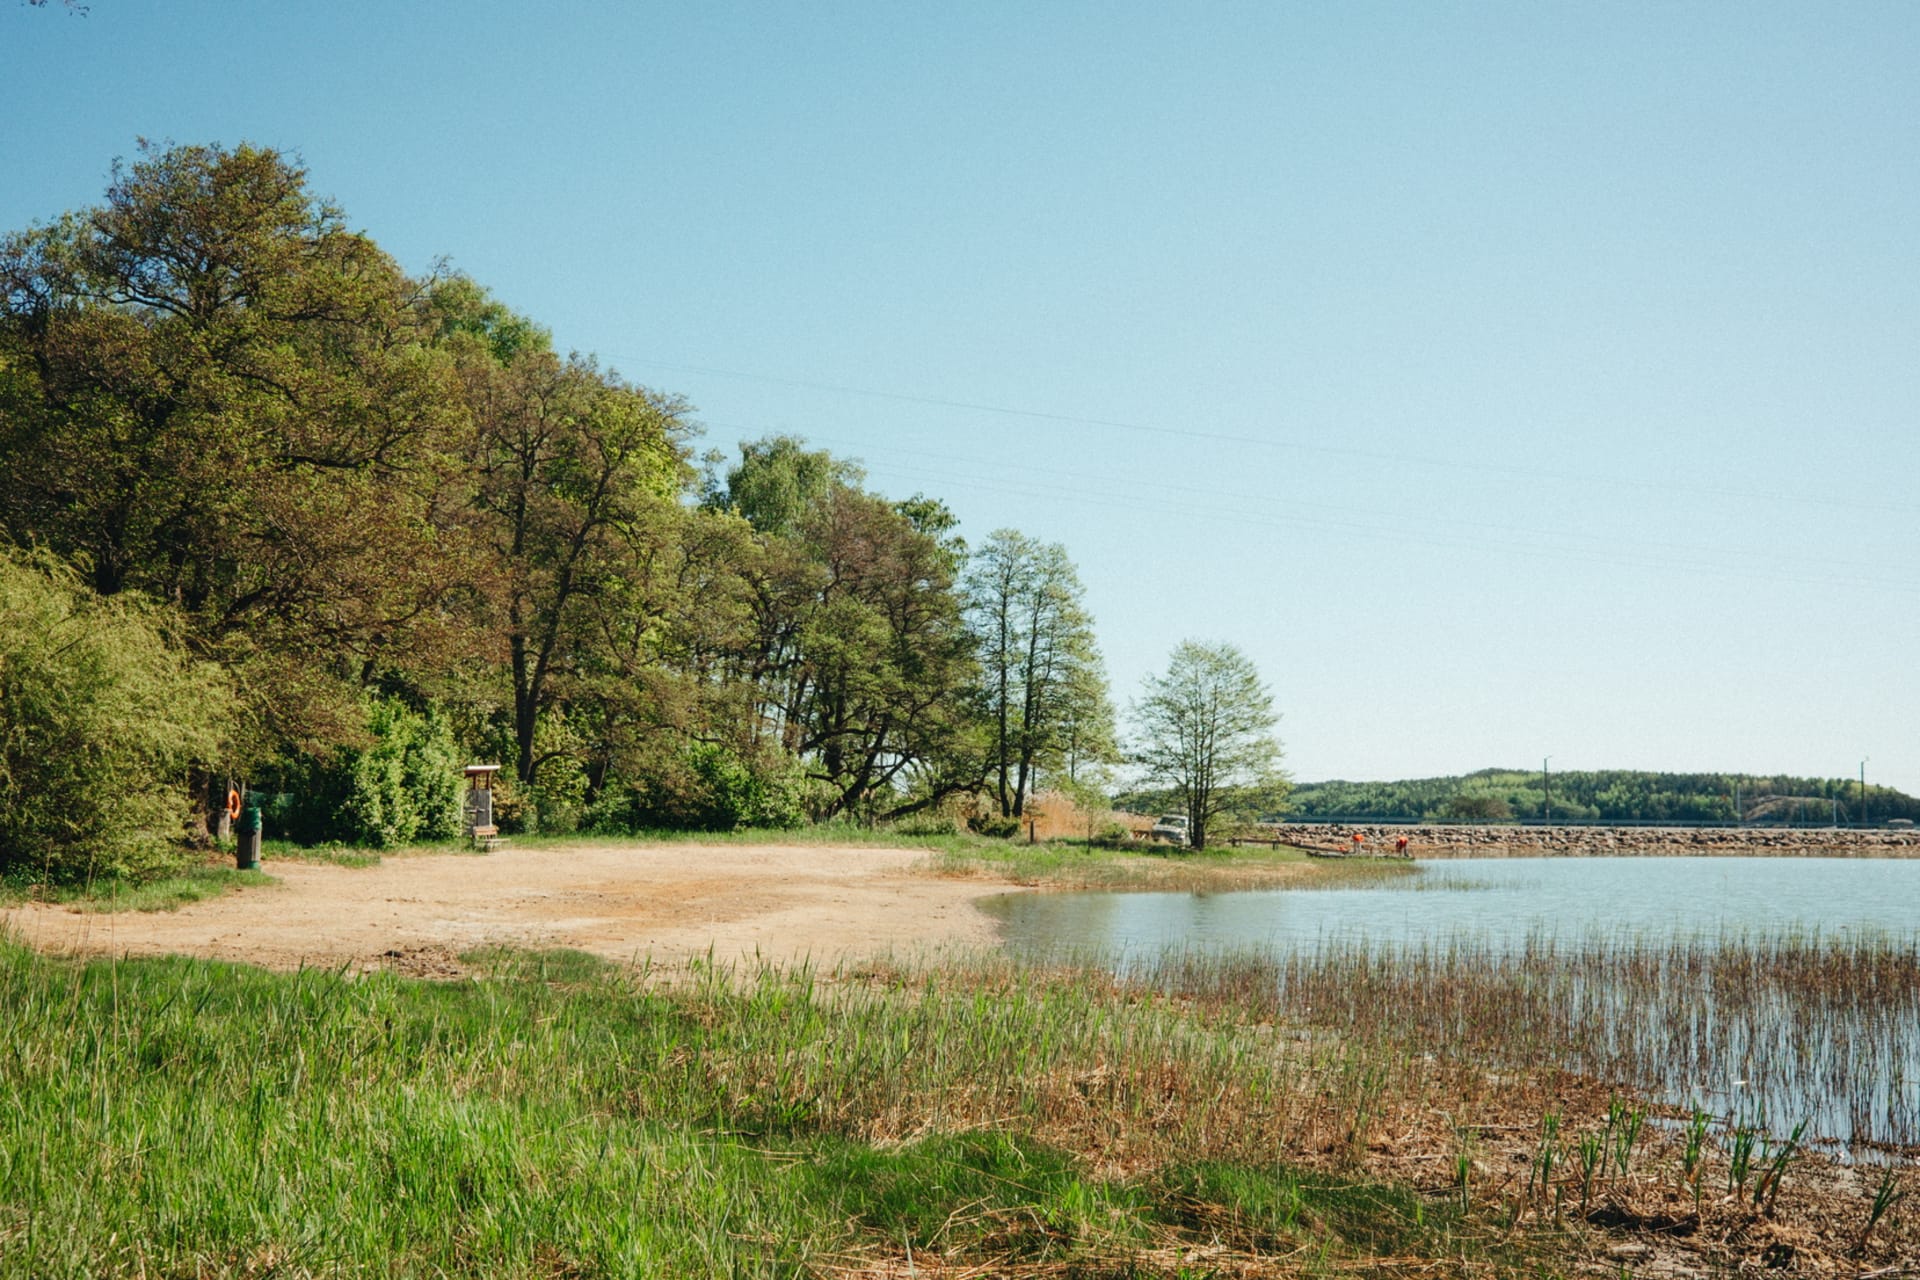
985,857,1920,959
985,857,1920,1151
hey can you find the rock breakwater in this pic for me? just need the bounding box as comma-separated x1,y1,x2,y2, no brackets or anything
1267,824,1920,858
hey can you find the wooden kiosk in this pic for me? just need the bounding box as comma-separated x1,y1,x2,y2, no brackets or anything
465,764,502,850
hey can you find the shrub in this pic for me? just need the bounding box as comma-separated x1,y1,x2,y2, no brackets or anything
519,711,588,835
1441,792,1512,823
273,698,462,847
591,744,808,833
0,552,231,881
890,812,964,838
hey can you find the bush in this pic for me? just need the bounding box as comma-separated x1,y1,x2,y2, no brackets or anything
590,744,808,833
968,814,1021,839
519,712,588,835
0,552,231,881
1441,792,1512,823
889,812,964,838
273,698,462,847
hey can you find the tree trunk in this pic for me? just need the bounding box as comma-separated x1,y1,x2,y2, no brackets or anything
193,769,233,843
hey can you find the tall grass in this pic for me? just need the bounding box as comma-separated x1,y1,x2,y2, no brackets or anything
926,837,1418,891
0,937,1520,1278
1137,930,1920,1151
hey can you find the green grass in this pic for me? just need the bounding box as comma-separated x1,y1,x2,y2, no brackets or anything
259,837,386,868
470,823,1422,892
0,938,1555,1278
0,863,274,912
925,834,1420,891
503,820,986,853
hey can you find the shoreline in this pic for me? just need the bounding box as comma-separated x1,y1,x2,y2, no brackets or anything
1264,822,1920,859
0,841,1013,975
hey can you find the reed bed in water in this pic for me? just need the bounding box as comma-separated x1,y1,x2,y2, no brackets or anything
1137,930,1920,1151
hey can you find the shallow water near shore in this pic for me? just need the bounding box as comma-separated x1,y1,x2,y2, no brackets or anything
983,856,1920,958
985,857,1920,1153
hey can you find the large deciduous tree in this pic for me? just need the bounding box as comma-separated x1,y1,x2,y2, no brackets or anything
966,530,1115,817
716,437,983,820
0,141,467,811
1132,640,1285,851
448,305,689,788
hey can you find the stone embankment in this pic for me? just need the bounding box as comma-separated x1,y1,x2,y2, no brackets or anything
1268,823,1920,859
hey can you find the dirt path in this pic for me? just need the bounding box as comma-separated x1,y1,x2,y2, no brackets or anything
1,843,1015,975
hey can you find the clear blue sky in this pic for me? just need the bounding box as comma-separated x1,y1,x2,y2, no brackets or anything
6,2,1916,794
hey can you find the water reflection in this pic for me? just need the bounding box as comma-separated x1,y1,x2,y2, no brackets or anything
985,857,1920,959
985,858,1920,1153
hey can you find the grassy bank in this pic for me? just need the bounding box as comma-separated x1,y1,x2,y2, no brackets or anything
0,864,275,913
4,933,1914,1275
0,937,1561,1279
923,834,1416,892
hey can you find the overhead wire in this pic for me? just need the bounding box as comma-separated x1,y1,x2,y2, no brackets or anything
610,352,1920,517
688,420,1920,595
793,430,1895,579
854,458,1920,595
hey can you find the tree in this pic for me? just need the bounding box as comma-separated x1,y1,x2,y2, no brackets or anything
782,486,981,819
708,434,862,537
0,141,465,770
452,330,688,790
1441,792,1511,823
965,530,1115,817
715,439,984,821
1131,640,1284,851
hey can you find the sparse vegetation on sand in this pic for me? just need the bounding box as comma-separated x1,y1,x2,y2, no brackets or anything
924,835,1414,891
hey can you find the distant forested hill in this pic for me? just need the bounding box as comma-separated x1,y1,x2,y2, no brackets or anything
1283,769,1920,825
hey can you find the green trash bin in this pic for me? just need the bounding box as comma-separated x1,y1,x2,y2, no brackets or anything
236,800,263,871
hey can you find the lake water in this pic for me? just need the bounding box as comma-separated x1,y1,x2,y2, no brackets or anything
983,857,1920,959
983,858,1920,1153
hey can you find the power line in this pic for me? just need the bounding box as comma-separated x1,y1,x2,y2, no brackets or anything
612,352,1920,517
791,429,1898,579
846,456,1920,595
693,421,1920,594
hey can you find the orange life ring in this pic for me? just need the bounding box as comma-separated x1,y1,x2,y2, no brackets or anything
226,787,242,821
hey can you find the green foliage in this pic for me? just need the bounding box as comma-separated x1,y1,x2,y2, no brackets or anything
965,529,1118,818
1288,768,1920,824
968,813,1022,839
589,743,808,833
272,697,462,847
423,273,552,363
1132,640,1286,851
1441,791,1512,822
708,433,863,535
0,551,231,881
0,141,463,763
521,711,589,835
1,145,1111,846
